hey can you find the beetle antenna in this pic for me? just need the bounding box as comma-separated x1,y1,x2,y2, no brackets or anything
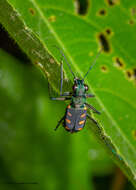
83,49,103,80
53,45,76,78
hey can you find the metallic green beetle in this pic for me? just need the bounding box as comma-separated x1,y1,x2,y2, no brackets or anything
51,47,102,133
37,47,123,160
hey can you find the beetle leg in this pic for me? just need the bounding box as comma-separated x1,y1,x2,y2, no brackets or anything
87,114,98,125
54,116,65,131
85,94,95,98
85,103,101,114
51,97,71,101
87,114,101,130
60,92,72,97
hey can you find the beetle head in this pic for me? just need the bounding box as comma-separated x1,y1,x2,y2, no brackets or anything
73,78,88,96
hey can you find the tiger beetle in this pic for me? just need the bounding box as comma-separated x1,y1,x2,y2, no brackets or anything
50,47,102,133
36,47,123,161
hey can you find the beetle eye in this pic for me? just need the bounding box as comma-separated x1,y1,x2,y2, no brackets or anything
84,84,88,91
73,84,78,91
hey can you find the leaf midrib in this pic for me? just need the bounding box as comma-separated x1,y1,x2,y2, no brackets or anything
30,0,136,167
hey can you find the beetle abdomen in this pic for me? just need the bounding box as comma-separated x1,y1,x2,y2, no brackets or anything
64,104,87,132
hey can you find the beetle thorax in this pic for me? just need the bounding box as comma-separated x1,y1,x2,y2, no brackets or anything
71,79,87,108
72,96,86,108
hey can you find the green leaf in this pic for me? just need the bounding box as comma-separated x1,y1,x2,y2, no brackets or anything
0,0,136,187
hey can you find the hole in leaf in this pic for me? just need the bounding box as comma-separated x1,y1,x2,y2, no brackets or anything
48,15,56,22
131,8,136,16
98,9,107,16
98,33,110,53
75,0,89,15
114,57,124,68
126,68,136,81
125,69,134,81
106,29,112,35
101,65,108,72
107,0,114,6
106,0,119,6
128,19,135,25
126,70,132,78
133,68,136,79
29,8,35,15
132,130,136,140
